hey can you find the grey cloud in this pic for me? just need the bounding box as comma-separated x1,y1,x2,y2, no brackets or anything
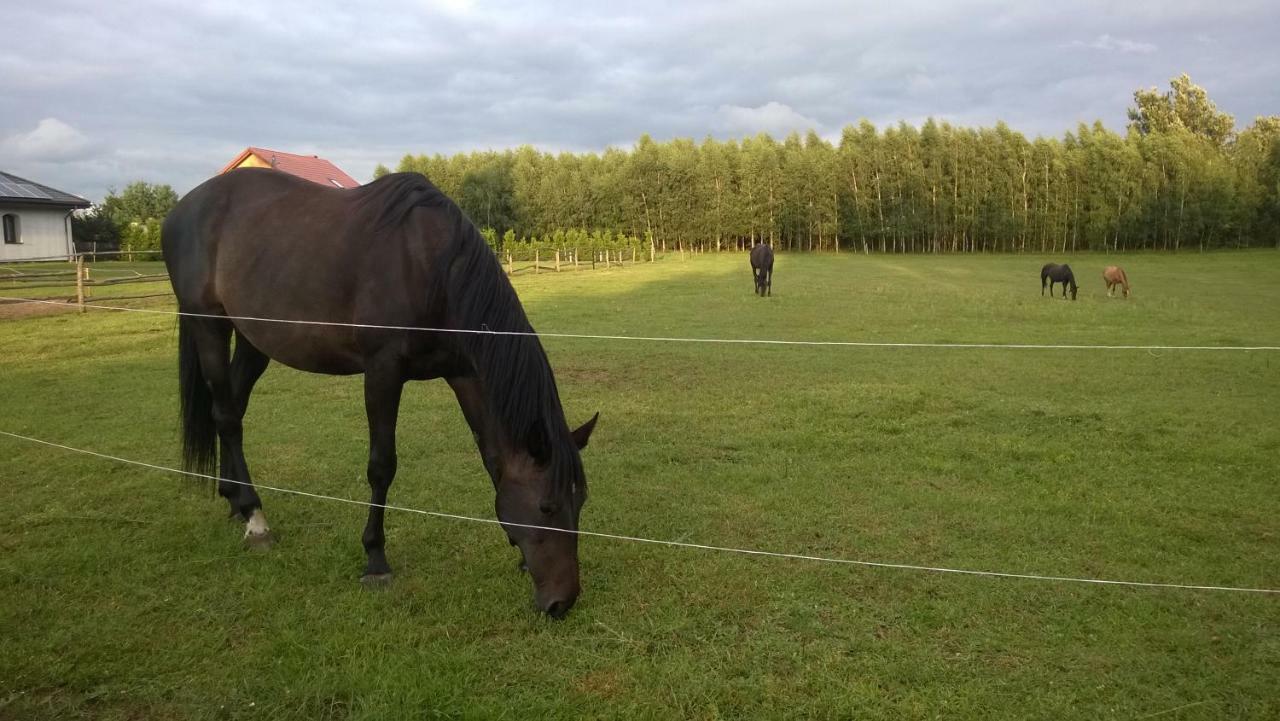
1068,35,1158,54
0,0,1277,202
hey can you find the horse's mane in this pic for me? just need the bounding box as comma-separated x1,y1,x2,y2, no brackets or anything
357,173,585,498
352,172,451,231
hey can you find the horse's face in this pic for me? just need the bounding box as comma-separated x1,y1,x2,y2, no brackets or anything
496,413,598,619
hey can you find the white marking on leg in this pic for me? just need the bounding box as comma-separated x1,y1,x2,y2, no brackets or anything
244,508,271,539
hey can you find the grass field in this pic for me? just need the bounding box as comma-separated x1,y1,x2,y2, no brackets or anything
2,251,1278,720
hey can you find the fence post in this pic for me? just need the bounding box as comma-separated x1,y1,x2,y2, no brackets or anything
535,249,540,274
574,248,579,271
76,255,85,313
555,249,561,272
507,251,513,275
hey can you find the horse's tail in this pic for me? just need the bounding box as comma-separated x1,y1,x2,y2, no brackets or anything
178,316,218,477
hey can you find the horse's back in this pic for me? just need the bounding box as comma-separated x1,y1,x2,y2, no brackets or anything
161,169,455,374
750,243,773,270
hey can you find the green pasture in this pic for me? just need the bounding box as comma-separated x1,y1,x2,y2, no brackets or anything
1,251,1277,719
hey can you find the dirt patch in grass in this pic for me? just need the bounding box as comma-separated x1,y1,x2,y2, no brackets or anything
0,298,77,320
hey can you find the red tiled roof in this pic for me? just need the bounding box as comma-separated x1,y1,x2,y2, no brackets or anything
220,147,361,189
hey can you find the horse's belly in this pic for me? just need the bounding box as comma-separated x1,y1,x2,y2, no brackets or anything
233,320,365,375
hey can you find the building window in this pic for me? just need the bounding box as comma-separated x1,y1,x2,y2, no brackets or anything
2,213,19,244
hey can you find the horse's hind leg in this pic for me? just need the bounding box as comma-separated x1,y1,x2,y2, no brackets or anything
190,319,271,545
220,331,270,524
360,361,406,583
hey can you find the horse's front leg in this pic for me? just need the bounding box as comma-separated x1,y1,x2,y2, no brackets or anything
360,363,406,584
447,377,501,487
447,377,527,573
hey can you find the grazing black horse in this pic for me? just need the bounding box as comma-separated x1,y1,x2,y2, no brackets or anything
162,168,599,618
1040,263,1078,300
750,243,774,296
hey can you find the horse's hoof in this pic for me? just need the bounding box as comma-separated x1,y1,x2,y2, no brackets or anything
244,530,274,550
360,572,393,587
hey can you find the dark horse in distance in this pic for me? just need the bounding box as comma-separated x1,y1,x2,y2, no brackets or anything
1040,263,1078,300
750,243,774,296
162,168,599,618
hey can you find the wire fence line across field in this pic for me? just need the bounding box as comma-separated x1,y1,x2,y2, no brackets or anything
2,295,1278,352
2,429,1277,596
0,250,167,265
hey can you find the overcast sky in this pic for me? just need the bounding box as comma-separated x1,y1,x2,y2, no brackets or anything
2,0,1277,203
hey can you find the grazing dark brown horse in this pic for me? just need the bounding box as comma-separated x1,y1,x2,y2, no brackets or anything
162,168,599,618
1103,265,1130,298
1040,263,1078,300
750,243,774,296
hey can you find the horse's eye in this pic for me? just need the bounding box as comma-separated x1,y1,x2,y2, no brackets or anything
539,500,557,516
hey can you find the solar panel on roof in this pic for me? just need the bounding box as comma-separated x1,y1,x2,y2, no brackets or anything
16,184,52,199
0,181,21,196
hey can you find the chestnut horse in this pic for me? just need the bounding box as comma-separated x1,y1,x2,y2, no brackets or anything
1103,266,1130,298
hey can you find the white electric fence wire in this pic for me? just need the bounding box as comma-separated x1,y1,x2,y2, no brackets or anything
3,296,1277,352
3,429,1276,595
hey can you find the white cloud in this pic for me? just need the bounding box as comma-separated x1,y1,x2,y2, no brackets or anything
717,102,825,137
1,118,98,163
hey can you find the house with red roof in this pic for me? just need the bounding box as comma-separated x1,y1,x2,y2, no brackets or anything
220,147,360,189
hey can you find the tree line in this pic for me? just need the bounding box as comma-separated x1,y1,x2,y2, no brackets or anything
378,74,1280,253
72,182,179,255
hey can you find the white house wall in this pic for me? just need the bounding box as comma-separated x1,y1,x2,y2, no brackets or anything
0,205,73,261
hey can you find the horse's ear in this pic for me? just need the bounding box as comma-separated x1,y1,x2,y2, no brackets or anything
571,412,600,451
526,420,552,465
